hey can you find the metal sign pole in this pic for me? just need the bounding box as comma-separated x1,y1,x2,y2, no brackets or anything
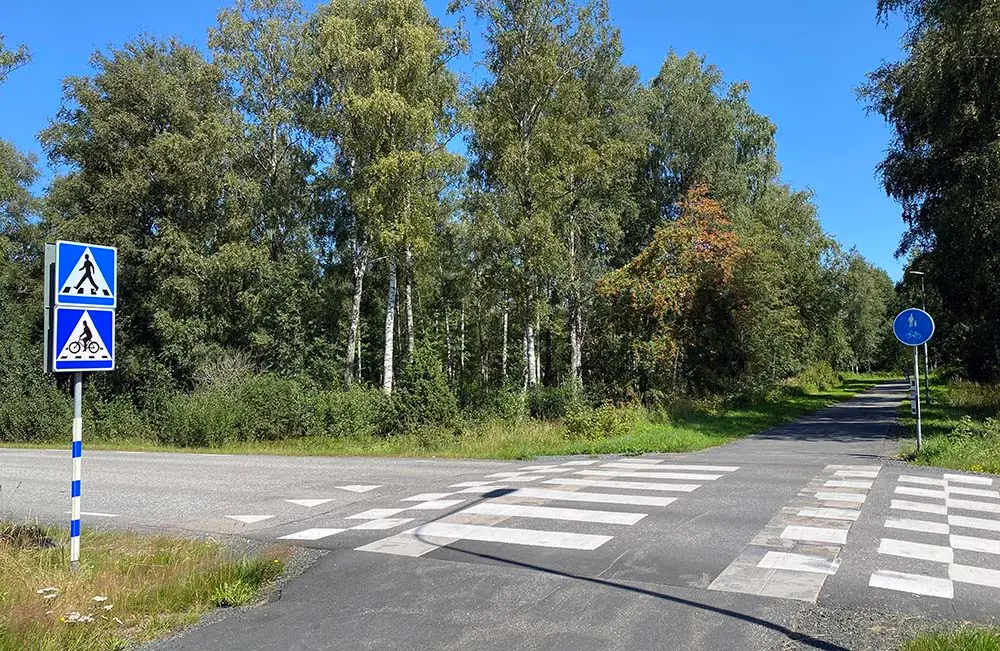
70,371,83,571
913,346,922,452
923,342,931,404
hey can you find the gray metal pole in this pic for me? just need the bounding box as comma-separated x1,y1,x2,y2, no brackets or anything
914,347,922,452
70,372,83,571
921,276,930,404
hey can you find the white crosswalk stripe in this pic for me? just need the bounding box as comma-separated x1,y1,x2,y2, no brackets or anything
353,458,737,559
870,471,1000,600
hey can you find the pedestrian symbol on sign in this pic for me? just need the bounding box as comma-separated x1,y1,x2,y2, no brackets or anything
60,248,112,298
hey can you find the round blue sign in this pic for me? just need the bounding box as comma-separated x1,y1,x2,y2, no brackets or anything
893,308,935,347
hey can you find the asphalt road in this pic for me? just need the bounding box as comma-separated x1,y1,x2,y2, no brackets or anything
3,381,999,650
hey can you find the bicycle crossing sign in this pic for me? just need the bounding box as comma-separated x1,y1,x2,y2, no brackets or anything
55,241,117,308
52,308,115,372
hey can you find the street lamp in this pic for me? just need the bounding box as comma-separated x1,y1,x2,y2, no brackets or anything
907,270,931,403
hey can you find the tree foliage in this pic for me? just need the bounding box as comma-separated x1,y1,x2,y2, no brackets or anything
863,0,1000,380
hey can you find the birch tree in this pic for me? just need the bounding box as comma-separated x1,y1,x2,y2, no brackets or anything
309,0,462,393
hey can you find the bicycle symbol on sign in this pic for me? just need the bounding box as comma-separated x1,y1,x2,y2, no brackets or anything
67,337,102,355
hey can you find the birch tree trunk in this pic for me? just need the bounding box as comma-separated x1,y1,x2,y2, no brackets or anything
533,310,541,386
445,308,453,382
405,246,415,362
344,239,368,388
569,302,582,387
501,302,509,380
460,303,466,375
525,305,537,388
382,259,398,394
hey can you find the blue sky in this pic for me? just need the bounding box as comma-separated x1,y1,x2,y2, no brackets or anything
0,1,907,278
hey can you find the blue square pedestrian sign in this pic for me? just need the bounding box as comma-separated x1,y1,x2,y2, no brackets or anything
55,241,117,308
52,307,115,372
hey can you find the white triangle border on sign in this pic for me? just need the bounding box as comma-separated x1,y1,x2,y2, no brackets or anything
58,246,113,299
56,310,112,361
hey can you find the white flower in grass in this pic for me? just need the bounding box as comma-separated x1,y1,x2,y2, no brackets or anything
102,604,113,610
113,617,124,626
79,615,94,623
36,587,59,594
43,593,59,600
92,596,108,602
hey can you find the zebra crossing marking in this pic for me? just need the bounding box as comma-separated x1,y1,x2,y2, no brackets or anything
278,528,344,541
871,471,1000,599
543,478,701,492
462,502,647,525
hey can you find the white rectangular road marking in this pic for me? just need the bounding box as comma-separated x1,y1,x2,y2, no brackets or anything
899,475,946,487
891,499,948,515
449,481,494,488
780,526,848,545
815,492,866,504
510,487,677,507
824,480,873,489
407,499,466,510
544,478,701,492
577,469,723,481
885,517,950,535
834,470,879,479
797,507,860,521
347,508,407,520
278,528,344,541
462,503,646,525
403,493,455,501
350,518,414,531
486,472,534,478
599,462,738,472
561,460,600,466
949,514,1000,533
357,532,452,557
757,551,841,575
879,538,954,564
944,473,993,486
947,498,1000,514
495,475,545,482
950,563,1000,589
950,534,1000,555
613,458,663,464
407,522,612,550
946,486,1000,499
896,486,947,500
869,570,954,599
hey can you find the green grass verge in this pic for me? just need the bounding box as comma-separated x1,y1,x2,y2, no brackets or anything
2,374,887,460
900,378,1000,473
904,628,1000,651
0,523,287,651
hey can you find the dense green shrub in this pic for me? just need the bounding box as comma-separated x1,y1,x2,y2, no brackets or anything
0,341,71,443
527,383,584,420
392,347,458,434
160,373,316,447
313,385,388,438
86,397,154,441
785,362,841,394
564,404,635,440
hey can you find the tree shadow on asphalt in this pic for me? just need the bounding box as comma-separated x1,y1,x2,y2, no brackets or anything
415,488,850,651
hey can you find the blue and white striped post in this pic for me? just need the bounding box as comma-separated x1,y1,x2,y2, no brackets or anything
70,371,83,570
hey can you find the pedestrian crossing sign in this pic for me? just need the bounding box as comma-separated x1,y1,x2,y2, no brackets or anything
55,241,117,308
52,307,115,372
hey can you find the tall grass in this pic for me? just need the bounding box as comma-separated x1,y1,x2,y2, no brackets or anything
903,380,1000,473
905,628,1000,651
0,523,286,651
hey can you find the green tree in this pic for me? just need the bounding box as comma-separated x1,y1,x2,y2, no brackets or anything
307,0,463,393
0,35,30,85
862,0,1000,380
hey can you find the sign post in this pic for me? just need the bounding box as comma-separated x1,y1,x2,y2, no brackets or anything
44,240,117,570
893,308,935,452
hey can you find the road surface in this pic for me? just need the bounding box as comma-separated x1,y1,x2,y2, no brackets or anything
2,381,998,650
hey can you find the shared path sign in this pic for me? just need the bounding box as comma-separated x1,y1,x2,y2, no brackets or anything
52,308,115,372
892,308,935,347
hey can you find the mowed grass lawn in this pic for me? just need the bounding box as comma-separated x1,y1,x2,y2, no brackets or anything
0,523,287,651
7,375,888,460
901,378,1000,473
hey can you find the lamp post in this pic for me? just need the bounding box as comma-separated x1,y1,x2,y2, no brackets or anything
907,270,931,403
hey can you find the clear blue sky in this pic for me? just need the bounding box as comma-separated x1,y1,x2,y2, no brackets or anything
0,1,907,279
